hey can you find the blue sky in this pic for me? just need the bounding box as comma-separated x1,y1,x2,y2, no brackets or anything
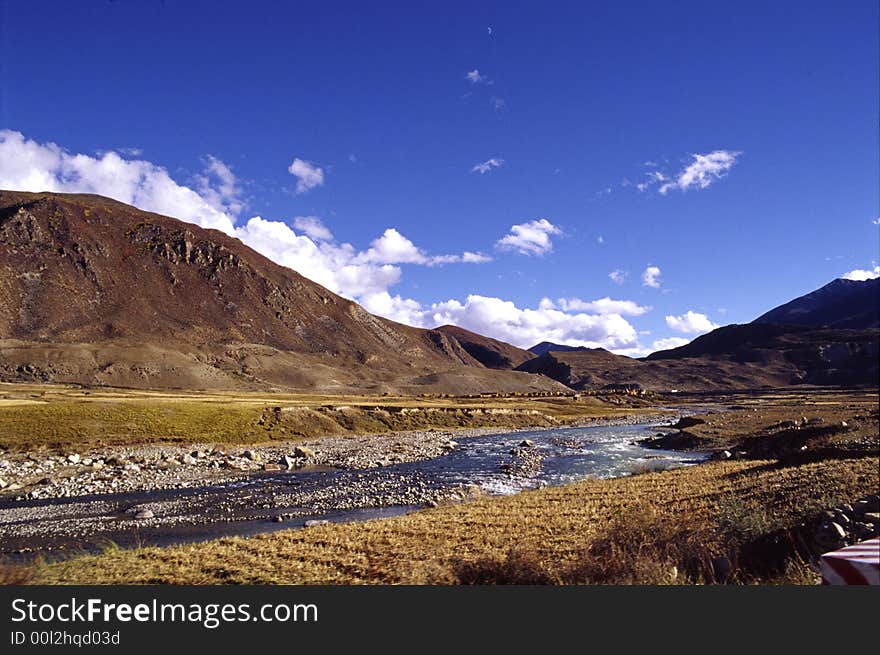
1,0,877,352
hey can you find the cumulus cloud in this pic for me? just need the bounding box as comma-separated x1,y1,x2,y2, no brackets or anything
496,218,561,256
369,294,641,351
641,265,661,288
651,336,691,351
0,129,491,304
288,157,324,194
0,129,238,234
665,310,719,334
842,265,880,281
292,216,333,241
609,269,628,284
554,297,650,316
0,130,660,354
471,158,504,174
465,69,486,84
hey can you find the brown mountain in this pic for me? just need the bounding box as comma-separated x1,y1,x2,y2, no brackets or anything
0,190,564,394
434,325,536,369
518,325,879,392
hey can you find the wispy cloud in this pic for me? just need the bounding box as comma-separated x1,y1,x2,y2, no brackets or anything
471,157,504,174
632,150,741,195
641,265,661,288
496,219,561,256
609,270,628,284
490,96,505,110
554,297,650,316
292,216,333,241
659,150,741,194
465,69,487,84
288,157,324,194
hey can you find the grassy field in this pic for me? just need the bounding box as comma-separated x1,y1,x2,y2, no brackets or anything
0,382,651,451
25,456,878,585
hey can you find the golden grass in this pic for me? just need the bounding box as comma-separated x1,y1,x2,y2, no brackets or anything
33,456,878,585
0,382,646,451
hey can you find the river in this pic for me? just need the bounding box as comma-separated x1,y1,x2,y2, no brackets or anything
0,421,705,559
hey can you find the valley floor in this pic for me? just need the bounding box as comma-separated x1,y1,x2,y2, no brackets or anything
0,385,877,584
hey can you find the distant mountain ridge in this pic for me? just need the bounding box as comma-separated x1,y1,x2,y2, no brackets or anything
753,278,879,329
527,342,591,356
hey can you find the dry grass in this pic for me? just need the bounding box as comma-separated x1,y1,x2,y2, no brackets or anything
33,456,878,585
0,382,646,451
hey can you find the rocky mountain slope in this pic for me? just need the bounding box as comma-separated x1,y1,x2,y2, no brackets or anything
434,325,536,369
0,191,563,394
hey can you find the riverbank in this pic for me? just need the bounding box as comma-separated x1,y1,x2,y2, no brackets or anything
22,456,879,584
0,411,670,503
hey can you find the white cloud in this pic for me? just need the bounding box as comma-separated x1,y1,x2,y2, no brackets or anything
665,310,719,334
287,157,324,194
651,336,691,351
496,218,561,256
0,129,491,305
195,155,244,216
609,269,628,284
0,131,660,355
556,297,650,316
0,129,237,234
597,235,605,244
119,147,143,157
641,265,661,288
659,150,741,194
292,216,333,241
465,69,486,84
842,265,880,281
389,295,640,351
471,158,504,174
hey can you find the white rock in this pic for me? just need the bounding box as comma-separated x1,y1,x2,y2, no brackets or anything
304,519,329,528
67,454,81,464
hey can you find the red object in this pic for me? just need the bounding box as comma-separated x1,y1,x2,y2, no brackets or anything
821,537,880,585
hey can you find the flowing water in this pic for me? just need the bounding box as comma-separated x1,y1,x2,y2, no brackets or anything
0,422,705,558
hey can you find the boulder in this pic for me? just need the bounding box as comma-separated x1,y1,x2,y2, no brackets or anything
133,509,154,520
182,454,198,465
67,453,81,464
710,450,732,461
242,449,260,462
0,478,7,489
673,416,706,430
519,439,535,448
294,446,315,459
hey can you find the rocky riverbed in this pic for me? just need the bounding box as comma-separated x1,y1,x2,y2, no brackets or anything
0,415,700,558
0,412,673,503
